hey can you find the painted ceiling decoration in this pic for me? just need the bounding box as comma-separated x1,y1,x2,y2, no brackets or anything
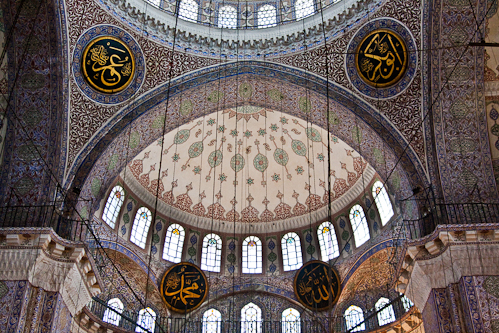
124,107,370,226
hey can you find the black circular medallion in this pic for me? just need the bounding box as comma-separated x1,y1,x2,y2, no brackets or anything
355,29,408,88
82,36,135,94
293,260,341,311
160,262,208,314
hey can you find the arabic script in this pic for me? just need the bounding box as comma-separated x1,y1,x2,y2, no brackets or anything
356,29,407,88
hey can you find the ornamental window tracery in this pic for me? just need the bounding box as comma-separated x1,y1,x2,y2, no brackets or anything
375,297,396,326
281,232,303,271
179,0,199,22
242,236,262,274
344,305,365,332
258,4,277,28
102,186,125,229
317,221,339,261
135,308,156,333
241,302,262,333
203,308,222,333
295,0,314,19
218,5,237,28
349,204,370,247
163,223,186,263
130,207,152,249
102,298,124,326
282,308,301,333
372,181,394,226
201,233,222,272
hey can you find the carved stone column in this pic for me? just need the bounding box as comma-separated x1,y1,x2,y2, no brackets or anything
0,228,102,332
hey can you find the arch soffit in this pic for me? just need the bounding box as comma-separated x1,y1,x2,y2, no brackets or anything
72,61,425,215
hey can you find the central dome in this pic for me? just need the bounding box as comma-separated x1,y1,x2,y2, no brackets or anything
123,106,375,232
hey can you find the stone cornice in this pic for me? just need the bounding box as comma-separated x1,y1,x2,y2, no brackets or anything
0,228,103,316
99,0,381,58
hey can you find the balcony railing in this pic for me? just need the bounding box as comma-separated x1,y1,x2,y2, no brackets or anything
404,203,499,239
0,204,88,242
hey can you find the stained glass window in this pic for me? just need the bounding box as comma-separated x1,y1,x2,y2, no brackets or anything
201,233,222,272
372,181,394,226
241,302,262,333
203,308,222,333
258,5,277,28
163,223,186,263
179,0,199,22
295,0,314,20
102,298,124,326
317,221,339,261
242,236,262,274
400,293,414,312
135,308,156,333
349,204,370,247
344,305,365,332
376,297,396,326
130,207,152,249
282,308,301,333
281,232,303,271
102,186,125,229
218,5,237,28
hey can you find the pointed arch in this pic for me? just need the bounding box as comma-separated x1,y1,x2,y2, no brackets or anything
102,186,125,228
203,308,222,333
317,221,339,261
372,181,394,225
102,298,124,326
282,308,301,333
201,233,222,272
130,207,152,249
349,204,370,247
163,223,185,263
375,297,396,326
242,236,262,274
281,232,303,271
344,305,365,332
135,307,156,333
241,302,262,333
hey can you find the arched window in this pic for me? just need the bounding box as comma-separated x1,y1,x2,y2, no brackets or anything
102,186,125,228
258,5,277,28
178,0,198,22
282,308,301,333
376,297,396,326
400,293,414,312
102,298,124,326
163,223,185,263
242,236,262,274
218,5,237,28
281,232,303,271
203,308,222,333
135,308,156,333
317,221,339,261
295,0,314,20
372,181,394,226
349,204,370,247
344,305,365,332
201,233,222,272
130,207,152,249
241,302,262,333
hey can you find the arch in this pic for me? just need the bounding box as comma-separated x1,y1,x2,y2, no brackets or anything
400,293,414,312
375,297,396,326
258,4,277,28
372,181,394,226
282,308,301,333
295,0,314,19
349,204,370,247
317,221,339,261
71,62,424,221
344,305,365,332
281,232,303,271
163,223,185,263
201,233,222,272
135,307,156,332
178,0,198,22
203,308,222,333
218,5,237,28
130,207,152,249
241,302,262,333
242,236,262,274
102,185,125,228
102,298,124,326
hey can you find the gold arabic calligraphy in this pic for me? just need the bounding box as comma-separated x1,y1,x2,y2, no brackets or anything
82,36,135,94
356,29,407,88
160,263,208,313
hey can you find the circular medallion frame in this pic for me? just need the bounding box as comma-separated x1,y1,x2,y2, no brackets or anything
293,260,341,311
160,262,209,314
73,25,145,105
346,18,417,99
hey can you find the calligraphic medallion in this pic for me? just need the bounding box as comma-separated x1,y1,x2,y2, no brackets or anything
160,262,208,314
355,29,407,88
82,36,135,94
293,261,341,311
